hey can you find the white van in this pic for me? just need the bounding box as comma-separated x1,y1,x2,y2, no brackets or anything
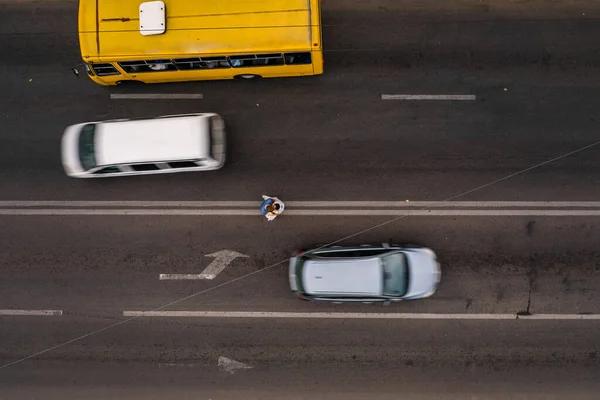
61,113,225,178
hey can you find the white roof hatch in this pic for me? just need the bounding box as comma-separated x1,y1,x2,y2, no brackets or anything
139,1,166,36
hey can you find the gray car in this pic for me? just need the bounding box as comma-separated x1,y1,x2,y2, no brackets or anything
288,243,441,304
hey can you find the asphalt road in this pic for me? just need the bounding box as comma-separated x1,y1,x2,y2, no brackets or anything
1,0,600,398
1,0,599,201
1,215,600,315
2,319,600,400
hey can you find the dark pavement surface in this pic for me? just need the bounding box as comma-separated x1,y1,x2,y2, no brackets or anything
0,216,599,315
1,0,600,398
1,318,600,399
0,0,599,201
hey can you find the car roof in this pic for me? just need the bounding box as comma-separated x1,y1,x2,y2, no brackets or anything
302,257,383,296
94,116,210,166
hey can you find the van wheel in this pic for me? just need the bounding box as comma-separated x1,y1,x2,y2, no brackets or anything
234,74,261,80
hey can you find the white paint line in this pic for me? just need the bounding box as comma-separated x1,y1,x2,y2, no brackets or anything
110,93,203,100
0,209,252,216
518,314,600,320
4,209,600,216
218,356,253,374
286,210,600,216
158,363,196,368
0,201,258,208
2,201,600,208
160,250,248,280
0,309,62,316
288,210,600,216
123,311,516,320
160,274,203,280
288,201,600,208
197,250,248,280
382,94,476,101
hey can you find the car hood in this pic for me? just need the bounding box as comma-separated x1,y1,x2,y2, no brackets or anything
403,249,441,299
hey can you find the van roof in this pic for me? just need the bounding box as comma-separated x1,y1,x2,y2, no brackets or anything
302,258,383,296
95,116,210,166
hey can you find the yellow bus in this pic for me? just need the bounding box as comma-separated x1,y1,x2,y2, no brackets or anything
77,0,323,85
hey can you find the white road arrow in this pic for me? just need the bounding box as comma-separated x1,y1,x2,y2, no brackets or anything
218,356,253,374
159,250,248,280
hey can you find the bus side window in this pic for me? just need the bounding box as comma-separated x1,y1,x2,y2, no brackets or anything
174,57,203,70
174,56,231,70
90,63,121,76
229,53,284,68
201,56,230,69
285,52,312,65
119,60,177,73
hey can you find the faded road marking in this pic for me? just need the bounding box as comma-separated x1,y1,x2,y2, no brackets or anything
110,93,203,100
382,94,476,101
0,309,62,316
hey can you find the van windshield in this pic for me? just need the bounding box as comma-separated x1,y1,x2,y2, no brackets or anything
78,124,97,171
382,252,408,296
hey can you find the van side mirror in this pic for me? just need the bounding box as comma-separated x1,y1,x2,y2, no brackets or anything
383,300,391,307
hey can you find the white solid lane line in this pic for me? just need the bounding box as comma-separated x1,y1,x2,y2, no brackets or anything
4,209,600,216
2,201,600,208
3,201,600,216
0,310,62,316
160,274,207,280
518,314,600,320
382,94,476,101
122,311,600,320
110,93,203,99
123,311,515,320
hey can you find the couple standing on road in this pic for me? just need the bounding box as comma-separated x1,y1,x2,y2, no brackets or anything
260,195,285,221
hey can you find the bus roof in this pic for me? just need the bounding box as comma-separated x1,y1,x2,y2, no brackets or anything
79,0,319,61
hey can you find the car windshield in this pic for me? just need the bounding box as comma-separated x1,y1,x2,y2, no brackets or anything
78,124,97,170
381,252,408,296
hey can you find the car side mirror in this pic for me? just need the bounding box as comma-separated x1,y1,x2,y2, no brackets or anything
71,67,80,78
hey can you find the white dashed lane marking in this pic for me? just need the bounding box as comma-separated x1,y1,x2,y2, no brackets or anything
110,93,203,99
382,94,476,100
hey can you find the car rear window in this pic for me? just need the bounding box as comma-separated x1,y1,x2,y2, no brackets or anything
295,257,307,295
382,253,408,296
